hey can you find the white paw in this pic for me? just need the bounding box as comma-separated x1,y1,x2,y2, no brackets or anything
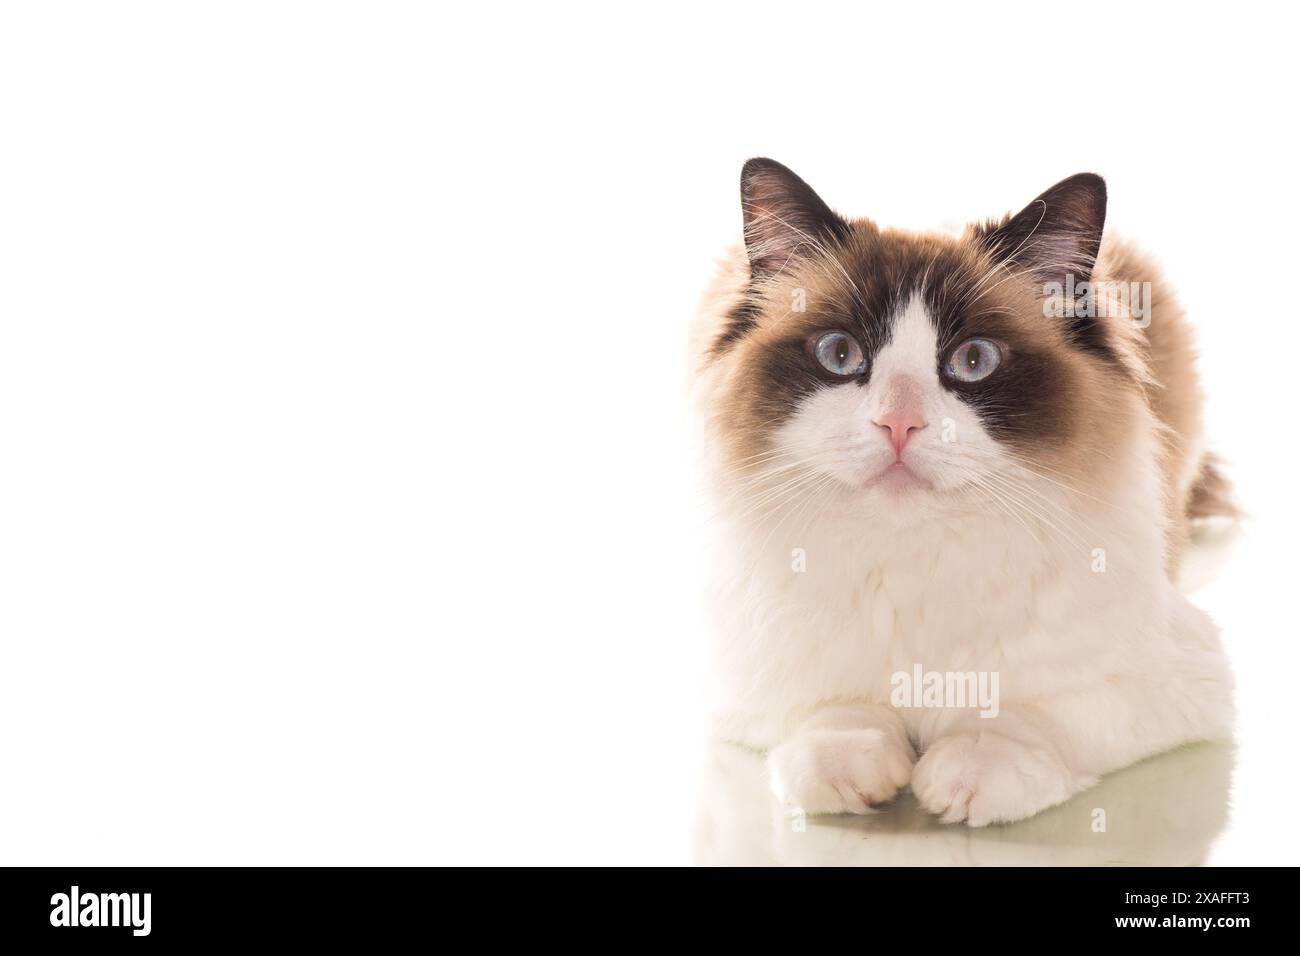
768,727,915,815
911,731,1091,827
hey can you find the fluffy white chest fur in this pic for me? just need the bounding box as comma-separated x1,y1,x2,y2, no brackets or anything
708,449,1226,737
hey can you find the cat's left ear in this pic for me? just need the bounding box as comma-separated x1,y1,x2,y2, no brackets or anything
979,173,1107,286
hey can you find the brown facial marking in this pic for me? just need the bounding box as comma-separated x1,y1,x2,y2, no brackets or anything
722,225,1138,471
708,161,1145,490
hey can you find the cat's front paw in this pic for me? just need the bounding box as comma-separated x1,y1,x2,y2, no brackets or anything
768,727,915,815
911,731,1091,827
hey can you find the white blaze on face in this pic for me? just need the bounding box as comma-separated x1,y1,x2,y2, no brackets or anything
774,293,1001,494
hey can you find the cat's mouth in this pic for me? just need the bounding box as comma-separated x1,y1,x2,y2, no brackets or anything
874,460,933,493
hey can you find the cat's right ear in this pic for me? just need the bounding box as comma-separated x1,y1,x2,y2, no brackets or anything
741,158,848,279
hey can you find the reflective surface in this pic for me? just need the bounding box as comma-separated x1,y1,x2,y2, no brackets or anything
694,738,1234,866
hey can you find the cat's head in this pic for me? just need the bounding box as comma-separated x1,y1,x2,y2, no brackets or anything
704,158,1141,521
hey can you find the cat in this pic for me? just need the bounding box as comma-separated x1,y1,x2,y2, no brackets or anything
691,158,1235,826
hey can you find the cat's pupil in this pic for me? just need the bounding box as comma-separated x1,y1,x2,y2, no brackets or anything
965,346,980,370
837,340,849,364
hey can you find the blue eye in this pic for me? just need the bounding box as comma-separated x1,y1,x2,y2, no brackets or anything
945,338,1003,383
814,332,867,376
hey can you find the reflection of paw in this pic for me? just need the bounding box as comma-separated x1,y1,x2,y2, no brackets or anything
768,728,915,815
911,732,1090,827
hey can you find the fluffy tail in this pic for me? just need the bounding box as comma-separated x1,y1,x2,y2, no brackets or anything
1187,453,1238,519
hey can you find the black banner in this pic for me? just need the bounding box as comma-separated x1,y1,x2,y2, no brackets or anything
0,866,1280,943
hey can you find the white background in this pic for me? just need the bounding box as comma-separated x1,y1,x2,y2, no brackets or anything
1,2,1296,865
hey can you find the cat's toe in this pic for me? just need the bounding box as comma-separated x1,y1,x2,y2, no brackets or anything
911,731,1089,827
768,727,915,815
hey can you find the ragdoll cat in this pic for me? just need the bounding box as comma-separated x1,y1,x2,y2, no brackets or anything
691,158,1235,826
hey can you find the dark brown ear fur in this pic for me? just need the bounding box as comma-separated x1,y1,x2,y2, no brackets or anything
975,173,1108,355
740,158,849,278
979,173,1107,284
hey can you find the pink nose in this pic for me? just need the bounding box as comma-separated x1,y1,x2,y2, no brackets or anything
874,408,927,456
